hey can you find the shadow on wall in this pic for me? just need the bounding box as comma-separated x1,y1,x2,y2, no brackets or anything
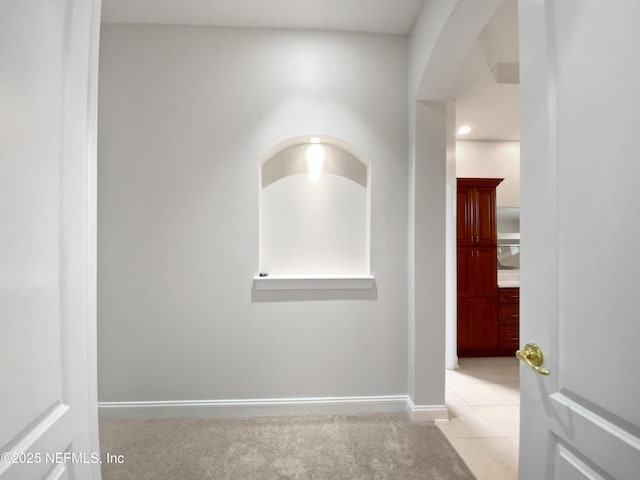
251,283,378,302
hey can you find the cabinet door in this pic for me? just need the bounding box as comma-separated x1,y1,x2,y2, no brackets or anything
498,305,520,326
474,298,499,350
457,298,474,351
474,247,498,298
499,327,519,352
457,247,474,298
475,187,497,246
498,288,520,304
456,186,475,245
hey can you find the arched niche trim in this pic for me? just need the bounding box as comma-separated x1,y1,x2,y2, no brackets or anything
261,143,367,189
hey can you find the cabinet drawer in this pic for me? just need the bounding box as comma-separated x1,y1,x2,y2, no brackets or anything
498,288,519,304
499,327,519,351
498,305,519,326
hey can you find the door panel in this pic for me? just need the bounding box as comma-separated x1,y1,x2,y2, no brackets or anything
474,247,497,298
0,0,101,478
553,443,605,480
456,299,474,351
473,299,498,350
475,187,496,246
519,0,640,478
548,394,640,479
498,305,519,326
456,187,474,245
499,327,519,350
456,247,474,298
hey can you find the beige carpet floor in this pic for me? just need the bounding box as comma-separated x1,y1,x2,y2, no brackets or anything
99,413,474,480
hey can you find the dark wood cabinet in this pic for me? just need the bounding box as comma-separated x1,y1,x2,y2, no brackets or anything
456,247,499,355
457,298,498,352
456,248,474,298
475,187,497,246
456,298,474,351
498,304,519,326
474,248,498,298
457,179,499,247
474,298,499,349
499,327,519,351
498,287,520,353
457,247,497,299
457,178,503,356
456,187,475,246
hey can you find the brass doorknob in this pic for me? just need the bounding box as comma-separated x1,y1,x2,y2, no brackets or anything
516,343,551,376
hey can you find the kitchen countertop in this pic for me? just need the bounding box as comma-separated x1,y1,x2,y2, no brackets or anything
498,270,520,288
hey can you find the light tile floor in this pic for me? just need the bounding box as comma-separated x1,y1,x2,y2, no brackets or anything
438,357,520,480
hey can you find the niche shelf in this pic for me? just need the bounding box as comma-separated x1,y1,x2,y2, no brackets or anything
253,274,375,290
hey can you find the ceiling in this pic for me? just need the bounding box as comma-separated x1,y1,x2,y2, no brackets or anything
453,0,520,141
101,0,424,35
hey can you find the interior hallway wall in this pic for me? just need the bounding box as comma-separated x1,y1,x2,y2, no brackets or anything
98,25,408,403
407,0,502,409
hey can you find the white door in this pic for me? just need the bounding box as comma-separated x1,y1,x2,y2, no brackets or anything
518,1,640,478
0,1,101,479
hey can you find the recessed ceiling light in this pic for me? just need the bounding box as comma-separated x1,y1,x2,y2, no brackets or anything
458,125,471,135
310,137,321,144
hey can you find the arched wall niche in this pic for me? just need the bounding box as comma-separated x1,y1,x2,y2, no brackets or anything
258,135,372,283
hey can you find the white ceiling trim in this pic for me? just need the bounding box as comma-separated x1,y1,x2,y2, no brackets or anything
101,0,424,35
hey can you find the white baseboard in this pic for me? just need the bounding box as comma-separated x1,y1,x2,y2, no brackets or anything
99,395,448,423
99,395,407,419
405,397,449,423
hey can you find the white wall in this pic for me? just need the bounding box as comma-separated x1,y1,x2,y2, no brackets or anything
409,0,502,101
408,101,447,407
408,0,457,100
456,140,520,207
98,25,408,403
406,0,457,408
444,101,457,370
